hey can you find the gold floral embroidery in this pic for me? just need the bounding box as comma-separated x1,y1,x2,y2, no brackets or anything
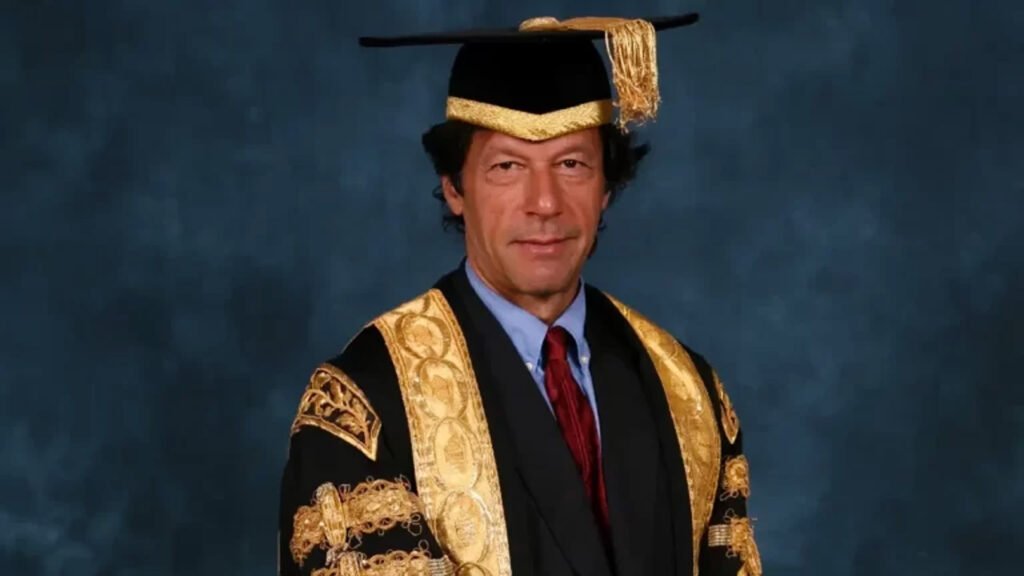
289,477,425,567
713,370,740,445
721,455,751,500
292,364,381,460
726,513,763,576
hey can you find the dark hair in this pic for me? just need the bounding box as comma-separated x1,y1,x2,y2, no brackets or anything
421,121,650,233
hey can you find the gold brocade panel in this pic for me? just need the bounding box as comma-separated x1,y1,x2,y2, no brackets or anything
373,290,513,576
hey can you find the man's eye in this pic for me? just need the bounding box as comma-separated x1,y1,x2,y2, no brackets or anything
493,161,518,171
561,159,583,168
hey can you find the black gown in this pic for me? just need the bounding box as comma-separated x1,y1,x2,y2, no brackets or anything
279,266,757,575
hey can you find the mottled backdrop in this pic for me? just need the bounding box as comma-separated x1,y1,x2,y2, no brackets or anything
2,0,1022,574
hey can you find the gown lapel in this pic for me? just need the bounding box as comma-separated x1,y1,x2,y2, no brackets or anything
588,288,696,575
584,287,662,576
438,269,614,576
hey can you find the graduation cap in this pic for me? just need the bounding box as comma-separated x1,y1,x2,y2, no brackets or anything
359,14,699,141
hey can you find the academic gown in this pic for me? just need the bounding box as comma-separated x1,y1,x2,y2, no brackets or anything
279,267,758,575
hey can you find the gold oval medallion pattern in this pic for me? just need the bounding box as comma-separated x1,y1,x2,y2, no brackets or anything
439,491,492,566
455,562,491,576
432,418,481,491
413,358,469,420
396,313,451,359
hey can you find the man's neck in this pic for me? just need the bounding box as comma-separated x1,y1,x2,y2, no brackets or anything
466,259,579,326
508,290,578,326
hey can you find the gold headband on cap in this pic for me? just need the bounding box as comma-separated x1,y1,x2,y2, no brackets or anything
446,97,614,142
518,16,660,130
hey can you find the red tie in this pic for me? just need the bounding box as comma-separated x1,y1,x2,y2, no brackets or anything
543,327,611,542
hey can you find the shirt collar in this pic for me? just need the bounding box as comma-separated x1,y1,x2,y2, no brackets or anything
465,261,589,369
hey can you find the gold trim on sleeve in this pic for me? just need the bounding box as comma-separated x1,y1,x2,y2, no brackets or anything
706,524,731,548
359,548,455,576
721,455,751,501
726,515,763,576
292,364,382,461
315,546,455,576
713,370,741,445
706,515,763,576
446,97,613,141
289,478,426,567
342,478,425,542
373,289,512,576
603,294,722,576
317,482,351,553
291,504,325,567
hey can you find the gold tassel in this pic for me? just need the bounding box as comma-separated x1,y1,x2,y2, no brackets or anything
519,16,660,130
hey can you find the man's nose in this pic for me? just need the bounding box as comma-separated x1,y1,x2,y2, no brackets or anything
524,167,563,217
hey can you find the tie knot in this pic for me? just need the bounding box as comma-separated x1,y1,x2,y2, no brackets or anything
543,326,573,364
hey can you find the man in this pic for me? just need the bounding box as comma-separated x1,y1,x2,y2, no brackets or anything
279,12,762,576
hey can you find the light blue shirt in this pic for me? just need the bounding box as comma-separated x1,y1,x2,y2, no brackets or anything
465,262,602,437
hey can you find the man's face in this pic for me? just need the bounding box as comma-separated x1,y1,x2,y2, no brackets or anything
443,128,608,302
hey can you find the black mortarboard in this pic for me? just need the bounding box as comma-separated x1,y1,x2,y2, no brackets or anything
360,14,699,141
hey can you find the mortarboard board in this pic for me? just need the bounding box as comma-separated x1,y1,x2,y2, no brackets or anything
359,13,699,141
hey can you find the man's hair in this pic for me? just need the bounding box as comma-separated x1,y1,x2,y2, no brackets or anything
421,121,650,233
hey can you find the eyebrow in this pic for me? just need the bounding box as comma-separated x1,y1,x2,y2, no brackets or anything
482,146,530,160
550,144,597,157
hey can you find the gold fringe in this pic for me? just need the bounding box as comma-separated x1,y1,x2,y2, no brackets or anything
519,16,660,130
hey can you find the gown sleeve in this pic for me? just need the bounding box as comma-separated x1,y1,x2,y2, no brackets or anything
692,355,764,576
278,331,455,576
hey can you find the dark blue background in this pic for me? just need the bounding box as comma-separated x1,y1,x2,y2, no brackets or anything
2,1,1022,574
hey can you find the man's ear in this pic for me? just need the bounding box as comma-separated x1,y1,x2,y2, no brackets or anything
442,176,464,216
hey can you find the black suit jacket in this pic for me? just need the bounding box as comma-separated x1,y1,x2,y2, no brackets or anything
279,268,754,575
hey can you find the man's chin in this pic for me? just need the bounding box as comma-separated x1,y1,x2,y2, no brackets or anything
512,275,578,300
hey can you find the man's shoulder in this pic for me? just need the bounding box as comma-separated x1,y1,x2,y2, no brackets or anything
588,286,708,357
287,325,393,459
592,286,743,444
326,284,448,369
591,288,719,380
587,286,693,349
289,280,472,458
289,286,439,461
